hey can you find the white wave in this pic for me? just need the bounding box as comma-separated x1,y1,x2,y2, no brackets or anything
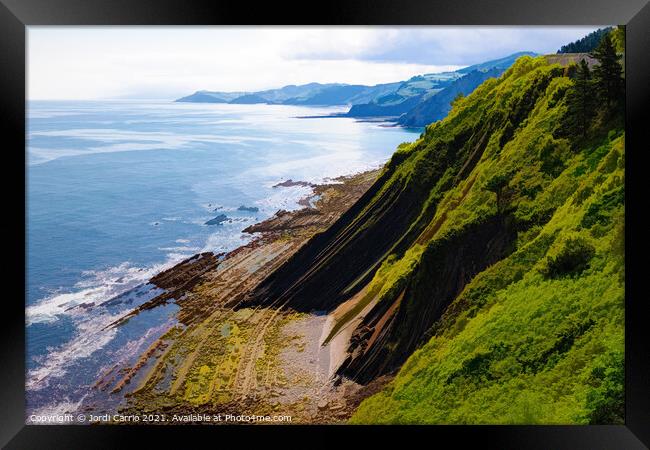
256,185,314,213
26,256,187,394
201,229,254,254
26,312,121,391
26,258,187,326
165,252,196,262
26,286,111,325
26,288,178,392
158,246,201,253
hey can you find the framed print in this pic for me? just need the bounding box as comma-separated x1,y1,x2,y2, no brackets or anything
1,0,649,448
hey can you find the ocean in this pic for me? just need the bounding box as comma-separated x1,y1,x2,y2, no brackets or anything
25,100,421,416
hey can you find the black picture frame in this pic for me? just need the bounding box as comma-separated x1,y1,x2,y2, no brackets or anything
1,1,648,448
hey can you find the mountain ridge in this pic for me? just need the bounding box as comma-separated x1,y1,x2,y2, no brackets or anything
175,52,537,126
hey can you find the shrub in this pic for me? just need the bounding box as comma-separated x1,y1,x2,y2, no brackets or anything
540,236,595,278
586,351,624,424
581,186,624,228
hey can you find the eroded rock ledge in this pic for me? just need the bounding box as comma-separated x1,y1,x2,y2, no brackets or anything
95,170,382,423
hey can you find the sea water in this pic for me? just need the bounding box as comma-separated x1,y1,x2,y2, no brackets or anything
26,100,421,416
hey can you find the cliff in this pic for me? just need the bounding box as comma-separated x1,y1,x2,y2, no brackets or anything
242,55,625,424
104,47,624,425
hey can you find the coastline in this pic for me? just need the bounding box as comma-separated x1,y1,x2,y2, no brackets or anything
295,113,411,128
26,100,422,421
23,30,628,428
107,168,381,327
87,167,388,423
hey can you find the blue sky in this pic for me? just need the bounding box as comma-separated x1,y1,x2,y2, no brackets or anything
28,26,603,100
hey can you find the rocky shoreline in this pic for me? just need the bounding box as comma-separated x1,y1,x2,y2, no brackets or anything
91,168,388,423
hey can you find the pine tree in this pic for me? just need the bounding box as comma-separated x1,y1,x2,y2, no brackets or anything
565,59,596,139
591,33,624,113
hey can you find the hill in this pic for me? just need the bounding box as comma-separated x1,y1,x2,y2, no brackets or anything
175,82,399,106
345,52,535,121
175,90,245,103
228,93,269,104
398,67,504,127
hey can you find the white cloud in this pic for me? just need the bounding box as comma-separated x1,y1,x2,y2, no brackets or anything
27,26,602,100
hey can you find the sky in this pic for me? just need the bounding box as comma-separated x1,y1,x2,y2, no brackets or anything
27,26,602,100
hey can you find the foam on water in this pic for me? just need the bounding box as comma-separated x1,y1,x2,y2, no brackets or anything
201,227,256,254
26,256,187,326
26,313,122,391
257,184,315,212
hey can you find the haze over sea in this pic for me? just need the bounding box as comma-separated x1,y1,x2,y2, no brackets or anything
26,100,420,415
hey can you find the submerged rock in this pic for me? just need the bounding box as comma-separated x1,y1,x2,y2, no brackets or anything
205,214,228,226
238,205,260,213
273,179,314,188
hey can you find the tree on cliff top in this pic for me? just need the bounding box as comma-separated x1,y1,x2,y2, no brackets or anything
565,59,597,139
591,33,624,114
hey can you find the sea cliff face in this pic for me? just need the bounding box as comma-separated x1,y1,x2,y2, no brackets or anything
245,56,565,337
350,61,624,423
244,55,625,424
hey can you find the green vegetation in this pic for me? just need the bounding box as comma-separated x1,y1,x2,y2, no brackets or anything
451,92,465,107
347,30,624,424
557,34,624,147
124,308,294,413
485,171,514,213
610,26,626,54
234,29,625,424
591,34,625,114
564,60,596,139
539,234,595,278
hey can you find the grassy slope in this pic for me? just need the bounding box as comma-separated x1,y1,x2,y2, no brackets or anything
349,55,624,424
